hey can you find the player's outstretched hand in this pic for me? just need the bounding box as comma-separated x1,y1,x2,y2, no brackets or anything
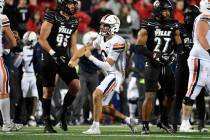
68,59,79,68
84,47,92,58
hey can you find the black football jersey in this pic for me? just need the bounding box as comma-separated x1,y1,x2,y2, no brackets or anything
141,18,180,56
180,24,193,56
44,9,79,57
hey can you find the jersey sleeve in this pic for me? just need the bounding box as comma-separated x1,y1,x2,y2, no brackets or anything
1,15,10,27
44,10,55,24
108,38,126,61
92,36,100,49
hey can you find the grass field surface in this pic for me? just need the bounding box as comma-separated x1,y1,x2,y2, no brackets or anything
1,125,210,140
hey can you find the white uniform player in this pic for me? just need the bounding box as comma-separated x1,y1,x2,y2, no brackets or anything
15,32,38,99
92,34,126,105
186,13,210,100
0,0,23,132
180,0,210,132
14,31,38,126
70,14,138,135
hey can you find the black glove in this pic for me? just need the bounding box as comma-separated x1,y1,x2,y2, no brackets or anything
51,52,67,64
207,49,210,55
153,51,167,65
161,53,176,65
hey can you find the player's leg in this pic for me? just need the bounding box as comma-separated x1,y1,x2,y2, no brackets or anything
180,58,207,132
28,76,39,126
41,58,57,133
172,55,189,131
157,66,175,133
83,74,116,134
127,77,139,118
0,57,16,132
102,104,138,133
141,61,159,135
196,89,208,132
58,64,80,131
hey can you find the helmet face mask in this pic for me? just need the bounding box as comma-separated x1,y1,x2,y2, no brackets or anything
99,23,112,36
99,14,120,37
58,0,78,15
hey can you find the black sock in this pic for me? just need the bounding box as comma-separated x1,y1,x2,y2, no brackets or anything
42,98,51,119
143,121,149,127
160,108,168,124
62,91,76,113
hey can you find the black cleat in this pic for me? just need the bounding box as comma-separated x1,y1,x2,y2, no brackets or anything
60,110,68,131
172,124,177,132
157,121,175,134
43,118,57,133
141,124,150,135
60,121,68,131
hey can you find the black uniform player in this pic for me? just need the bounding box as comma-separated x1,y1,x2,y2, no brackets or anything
38,0,80,133
173,5,207,132
135,0,182,135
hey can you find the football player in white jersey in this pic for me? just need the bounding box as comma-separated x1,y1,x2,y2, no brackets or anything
69,14,138,134
0,0,23,132
180,0,210,132
14,31,39,127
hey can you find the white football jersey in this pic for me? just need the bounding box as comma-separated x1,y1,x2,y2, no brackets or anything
0,14,10,56
93,34,126,77
22,46,35,73
190,13,210,61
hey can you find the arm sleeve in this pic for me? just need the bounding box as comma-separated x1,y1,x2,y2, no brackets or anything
88,55,112,71
13,52,23,68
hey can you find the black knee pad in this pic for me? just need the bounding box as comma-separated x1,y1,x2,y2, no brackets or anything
183,97,195,105
128,99,139,104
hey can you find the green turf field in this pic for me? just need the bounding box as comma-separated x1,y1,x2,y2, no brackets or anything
0,125,210,140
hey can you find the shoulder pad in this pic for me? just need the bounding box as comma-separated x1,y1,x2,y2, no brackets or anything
141,18,160,30
44,9,56,24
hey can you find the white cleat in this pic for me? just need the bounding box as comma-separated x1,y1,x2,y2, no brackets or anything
179,120,197,132
14,123,23,131
82,125,101,135
2,123,15,132
125,117,138,133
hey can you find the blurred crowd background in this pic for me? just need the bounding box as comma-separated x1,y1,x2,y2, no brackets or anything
1,0,210,127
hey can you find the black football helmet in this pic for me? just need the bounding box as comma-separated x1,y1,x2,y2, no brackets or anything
57,0,78,15
153,0,174,22
184,5,200,26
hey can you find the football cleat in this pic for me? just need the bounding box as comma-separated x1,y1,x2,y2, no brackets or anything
82,125,101,135
125,117,138,133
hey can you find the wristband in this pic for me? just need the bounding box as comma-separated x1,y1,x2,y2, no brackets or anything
49,49,55,56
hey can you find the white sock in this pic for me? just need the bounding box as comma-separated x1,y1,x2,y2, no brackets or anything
93,121,100,128
128,103,137,118
0,98,11,124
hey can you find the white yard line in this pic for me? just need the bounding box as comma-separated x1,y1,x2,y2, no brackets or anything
0,133,210,139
